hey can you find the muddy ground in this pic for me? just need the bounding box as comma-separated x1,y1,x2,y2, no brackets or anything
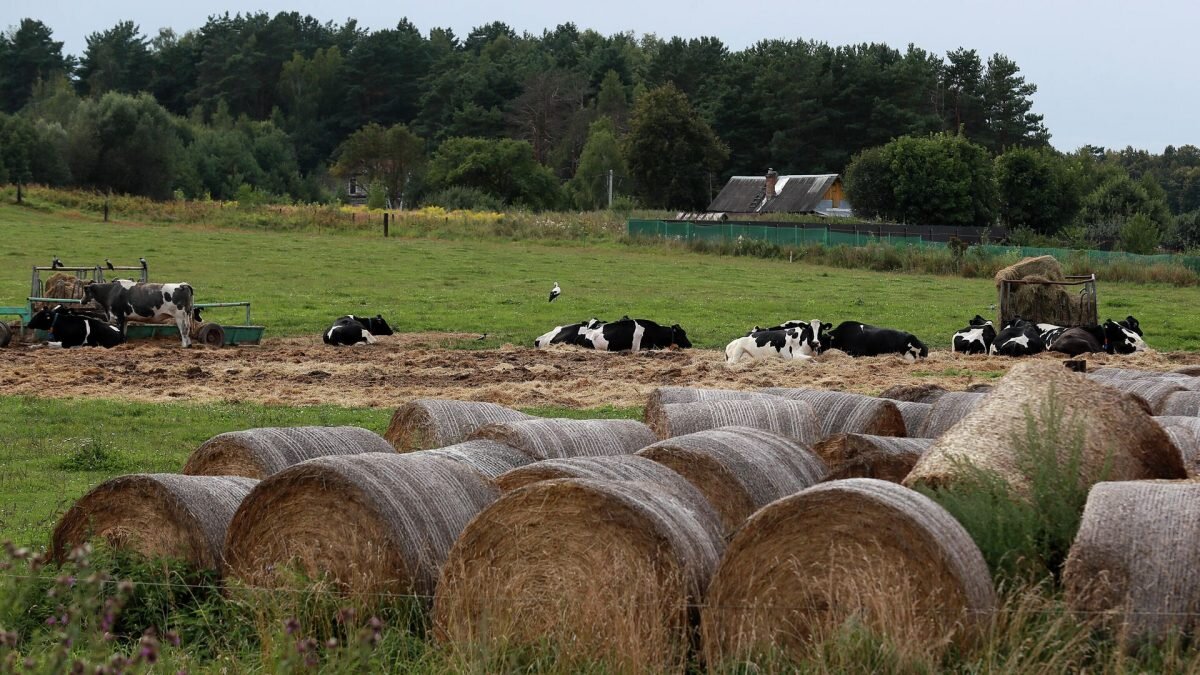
3,333,1199,411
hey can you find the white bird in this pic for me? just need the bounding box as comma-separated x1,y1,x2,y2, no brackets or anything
548,282,561,303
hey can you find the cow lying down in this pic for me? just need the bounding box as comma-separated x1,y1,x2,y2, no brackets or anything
991,315,1147,357
323,315,394,346
533,317,690,352
726,320,825,364
27,305,124,348
821,321,928,361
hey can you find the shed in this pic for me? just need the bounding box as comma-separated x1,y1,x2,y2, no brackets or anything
707,170,849,215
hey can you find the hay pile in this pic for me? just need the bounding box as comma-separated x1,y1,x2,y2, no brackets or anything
1064,481,1200,646
495,455,685,493
879,383,947,403
648,399,820,445
182,426,394,478
893,401,933,437
702,479,995,665
385,399,534,451
433,477,723,672
994,255,1093,326
43,272,86,303
1100,379,1187,414
636,426,827,534
644,387,780,431
994,255,1067,286
468,419,656,460
224,452,499,595
812,434,934,482
420,440,533,479
760,388,907,437
51,474,258,568
904,362,1186,495
919,392,988,439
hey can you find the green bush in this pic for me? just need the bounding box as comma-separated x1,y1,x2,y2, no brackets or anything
421,186,504,212
1118,213,1161,254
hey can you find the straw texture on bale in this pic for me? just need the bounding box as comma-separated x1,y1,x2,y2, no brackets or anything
644,387,780,432
893,401,933,437
759,388,907,437
1173,365,1200,377
433,477,723,672
636,426,827,534
1064,481,1200,646
495,455,686,493
40,272,86,309
182,426,394,478
878,383,947,403
994,256,1093,326
468,418,656,460
919,392,988,439
419,440,533,479
993,255,1066,286
1089,367,1161,381
702,479,996,665
1098,379,1187,414
904,362,1186,495
384,399,533,451
1154,416,1200,477
51,474,258,567
1159,391,1200,417
812,434,934,482
224,452,500,595
648,399,820,446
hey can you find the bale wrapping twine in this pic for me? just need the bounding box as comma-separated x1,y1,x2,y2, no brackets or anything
385,399,534,451
1100,379,1187,414
51,474,258,568
812,434,934,482
893,401,933,437
1155,416,1200,477
419,440,534,479
702,479,996,665
919,392,988,439
182,426,395,478
649,399,820,446
760,388,907,437
1159,391,1200,417
495,455,686,493
879,383,947,403
643,387,781,432
468,418,656,460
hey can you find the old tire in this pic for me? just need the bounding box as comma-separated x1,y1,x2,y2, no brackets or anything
0,322,10,348
196,322,225,347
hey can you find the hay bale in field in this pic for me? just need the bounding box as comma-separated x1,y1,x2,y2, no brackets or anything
468,418,656,460
636,426,827,535
1101,379,1187,414
994,255,1066,287
904,362,1186,496
182,426,395,478
1064,481,1200,647
224,452,499,595
759,388,907,437
1160,426,1200,478
1089,367,1158,382
495,455,685,493
420,440,533,479
649,399,820,445
384,399,534,451
1172,365,1200,377
702,479,996,666
893,401,933,437
433,477,723,672
812,434,934,482
878,383,947,403
1160,391,1200,417
919,392,988,439
51,474,257,567
644,387,779,431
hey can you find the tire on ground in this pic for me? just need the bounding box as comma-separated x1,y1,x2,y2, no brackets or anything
196,322,225,347
0,321,10,348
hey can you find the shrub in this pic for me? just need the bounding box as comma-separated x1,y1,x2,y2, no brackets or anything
1118,213,1161,254
421,186,505,212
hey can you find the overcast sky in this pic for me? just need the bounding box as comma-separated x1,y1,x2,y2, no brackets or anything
16,0,1198,153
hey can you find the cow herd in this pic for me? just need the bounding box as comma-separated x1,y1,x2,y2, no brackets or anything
26,279,197,349
953,315,1147,357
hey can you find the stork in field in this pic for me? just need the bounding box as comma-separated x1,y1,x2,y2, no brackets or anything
548,282,561,303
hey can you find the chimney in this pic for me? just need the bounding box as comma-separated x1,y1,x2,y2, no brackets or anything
765,168,778,198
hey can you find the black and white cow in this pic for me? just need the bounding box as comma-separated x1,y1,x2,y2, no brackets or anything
83,280,195,347
1103,316,1147,354
323,314,394,346
725,324,821,364
744,319,811,337
534,318,606,348
820,321,927,361
990,317,1046,357
27,305,124,348
1036,323,1067,346
576,318,691,352
1048,325,1106,356
951,315,996,355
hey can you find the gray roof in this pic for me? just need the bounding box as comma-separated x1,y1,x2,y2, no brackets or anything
707,174,841,214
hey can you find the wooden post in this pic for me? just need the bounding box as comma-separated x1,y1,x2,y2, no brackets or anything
16,181,22,205
383,212,389,237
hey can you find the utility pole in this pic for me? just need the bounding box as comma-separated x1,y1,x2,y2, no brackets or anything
607,169,614,209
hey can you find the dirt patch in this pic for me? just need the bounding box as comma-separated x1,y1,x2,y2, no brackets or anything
3,334,1199,411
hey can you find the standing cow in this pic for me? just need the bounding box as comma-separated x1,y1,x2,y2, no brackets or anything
83,281,195,347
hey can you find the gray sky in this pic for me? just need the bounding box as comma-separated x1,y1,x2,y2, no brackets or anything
17,0,1199,153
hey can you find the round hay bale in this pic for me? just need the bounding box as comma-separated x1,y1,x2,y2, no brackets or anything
644,387,779,432
964,383,994,394
51,474,258,567
812,434,934,482
1162,426,1200,478
468,418,656,460
636,426,827,535
649,399,820,445
385,399,534,451
224,452,499,595
702,479,996,666
761,388,907,437
182,426,395,478
920,392,988,439
893,400,933,437
1155,415,1200,436
1101,379,1187,414
993,255,1065,287
904,362,1186,496
1089,367,1160,382
420,440,533,479
1063,481,1200,646
1172,365,1200,377
495,455,685,493
433,477,723,672
1160,391,1200,417
878,383,947,403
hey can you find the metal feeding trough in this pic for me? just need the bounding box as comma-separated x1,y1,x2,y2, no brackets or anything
998,274,1098,327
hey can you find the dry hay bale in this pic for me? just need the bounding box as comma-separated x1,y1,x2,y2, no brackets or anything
649,399,820,446
1155,415,1200,436
420,440,533,479
920,392,988,439
761,388,907,437
1089,367,1160,382
182,426,394,478
1159,425,1200,478
904,362,1186,496
495,455,684,493
1063,481,1200,646
1172,365,1200,377
433,477,723,672
224,452,499,595
468,418,656,460
1101,379,1187,414
812,434,934,482
636,426,827,535
702,478,996,666
384,399,534,451
51,474,257,568
644,387,780,432
964,383,994,394
878,383,947,403
893,401,933,437
43,272,86,302
1160,391,1200,417
993,255,1066,287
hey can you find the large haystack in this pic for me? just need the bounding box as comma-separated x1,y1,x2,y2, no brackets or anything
182,426,394,478
41,272,86,308
893,401,933,437
1064,481,1200,647
649,399,820,445
495,455,685,493
224,452,499,596
994,256,1093,326
760,388,907,437
385,399,534,451
1100,379,1187,414
812,434,934,482
702,479,996,666
994,255,1066,286
1159,391,1200,417
904,362,1186,495
468,418,656,460
644,387,780,432
918,392,988,439
433,477,723,672
636,426,827,535
420,440,533,479
879,383,947,403
51,474,258,568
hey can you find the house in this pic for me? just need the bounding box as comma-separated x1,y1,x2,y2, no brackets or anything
345,175,369,205
706,170,851,216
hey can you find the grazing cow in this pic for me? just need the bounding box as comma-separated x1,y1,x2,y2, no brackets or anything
725,326,819,364
27,305,124,348
83,281,195,347
990,317,1046,357
576,318,691,352
1104,316,1147,354
534,318,605,348
1049,325,1107,356
323,315,393,346
951,315,996,355
821,321,928,361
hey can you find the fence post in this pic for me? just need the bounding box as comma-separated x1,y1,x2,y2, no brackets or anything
383,212,389,237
